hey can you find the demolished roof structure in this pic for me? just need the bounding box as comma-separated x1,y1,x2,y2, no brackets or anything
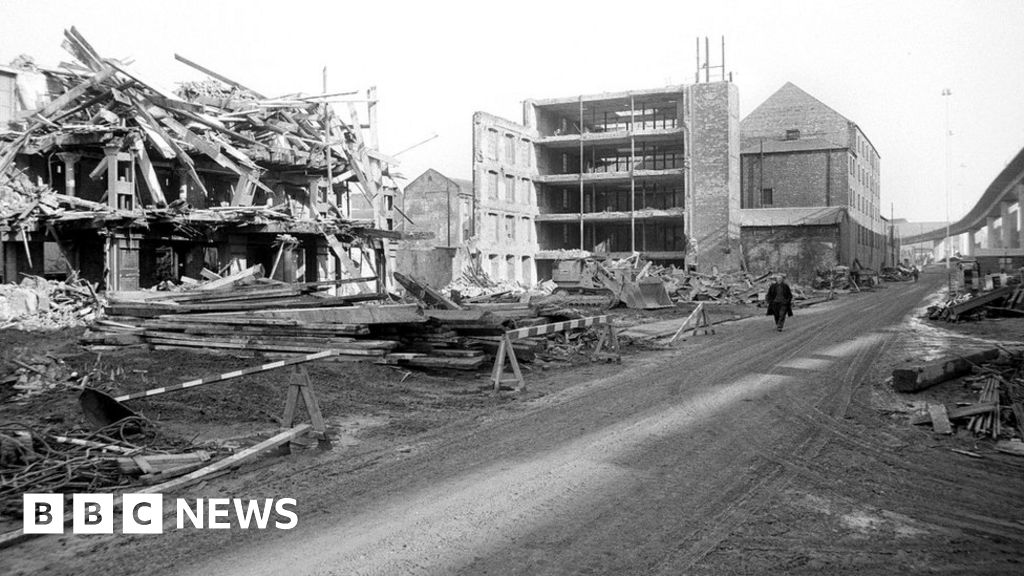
0,27,400,293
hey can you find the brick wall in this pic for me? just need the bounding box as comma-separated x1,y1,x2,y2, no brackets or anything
741,149,849,209
690,81,741,272
741,224,840,282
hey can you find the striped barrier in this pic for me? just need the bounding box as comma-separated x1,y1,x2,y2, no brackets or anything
114,349,337,402
505,315,609,341
493,315,618,391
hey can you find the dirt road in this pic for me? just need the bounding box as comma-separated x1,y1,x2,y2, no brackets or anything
7,271,1024,575
144,270,1016,575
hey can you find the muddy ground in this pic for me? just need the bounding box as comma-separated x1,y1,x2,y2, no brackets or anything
2,274,1023,575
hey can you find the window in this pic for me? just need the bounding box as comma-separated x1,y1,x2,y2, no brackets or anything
505,215,516,240
505,175,516,203
520,139,532,168
504,134,516,164
488,171,499,200
522,178,534,207
785,129,800,141
761,188,773,207
489,213,499,242
521,217,532,242
486,129,498,160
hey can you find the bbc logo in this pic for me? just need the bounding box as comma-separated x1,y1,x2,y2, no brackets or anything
23,493,299,533
24,494,163,534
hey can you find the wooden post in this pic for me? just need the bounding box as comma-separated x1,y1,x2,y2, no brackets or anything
491,333,524,392
280,365,331,451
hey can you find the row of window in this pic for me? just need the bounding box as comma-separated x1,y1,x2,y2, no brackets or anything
486,212,534,244
484,253,533,285
484,172,536,206
486,129,533,168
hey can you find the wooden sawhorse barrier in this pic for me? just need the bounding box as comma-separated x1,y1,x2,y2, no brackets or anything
491,315,620,391
668,302,715,344
280,362,331,451
101,349,335,451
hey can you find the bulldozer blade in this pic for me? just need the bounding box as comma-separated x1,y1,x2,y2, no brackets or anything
79,388,139,430
620,279,674,309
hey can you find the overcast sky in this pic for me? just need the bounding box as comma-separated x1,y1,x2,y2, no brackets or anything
2,0,1022,224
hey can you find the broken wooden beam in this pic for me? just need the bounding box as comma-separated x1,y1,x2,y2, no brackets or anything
892,348,1000,393
394,272,459,310
910,401,998,425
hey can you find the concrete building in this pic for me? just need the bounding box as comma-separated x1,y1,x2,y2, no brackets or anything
475,81,741,282
395,169,473,288
738,82,892,279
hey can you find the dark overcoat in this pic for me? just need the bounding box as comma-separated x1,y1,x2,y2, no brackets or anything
765,282,794,317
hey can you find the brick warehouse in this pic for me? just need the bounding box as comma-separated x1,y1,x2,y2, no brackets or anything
737,82,893,280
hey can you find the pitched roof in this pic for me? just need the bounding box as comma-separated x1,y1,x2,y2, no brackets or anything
740,82,852,148
405,168,472,196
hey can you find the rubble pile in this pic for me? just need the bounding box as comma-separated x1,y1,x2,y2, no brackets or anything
0,354,79,402
811,265,880,291
444,264,525,301
927,285,1024,322
880,265,916,282
0,276,100,330
908,351,1024,454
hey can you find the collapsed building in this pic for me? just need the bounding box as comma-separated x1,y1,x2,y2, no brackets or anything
0,29,398,293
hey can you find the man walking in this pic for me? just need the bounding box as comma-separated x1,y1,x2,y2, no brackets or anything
766,274,794,332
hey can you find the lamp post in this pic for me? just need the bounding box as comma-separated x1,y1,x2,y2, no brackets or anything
942,88,952,291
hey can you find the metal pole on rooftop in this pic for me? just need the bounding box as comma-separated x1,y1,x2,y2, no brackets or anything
695,38,700,83
705,37,710,83
942,88,952,291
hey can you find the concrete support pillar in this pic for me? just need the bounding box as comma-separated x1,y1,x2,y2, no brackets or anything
1017,183,1024,249
966,229,976,257
1001,201,1015,249
56,153,81,197
986,215,999,249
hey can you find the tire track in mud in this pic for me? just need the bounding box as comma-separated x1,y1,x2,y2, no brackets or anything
666,283,1024,571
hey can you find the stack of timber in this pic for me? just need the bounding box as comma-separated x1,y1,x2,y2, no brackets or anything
83,268,497,370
